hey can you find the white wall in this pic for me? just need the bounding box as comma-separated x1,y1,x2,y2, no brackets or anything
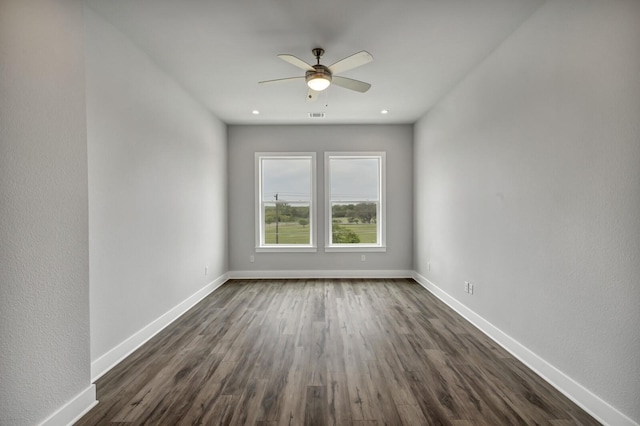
228,125,413,274
0,0,94,424
414,0,640,424
85,8,228,371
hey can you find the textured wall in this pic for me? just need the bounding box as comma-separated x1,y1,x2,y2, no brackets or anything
85,8,228,364
414,0,640,422
0,0,92,424
228,124,413,273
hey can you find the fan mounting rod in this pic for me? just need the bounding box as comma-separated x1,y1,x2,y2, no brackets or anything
312,48,325,65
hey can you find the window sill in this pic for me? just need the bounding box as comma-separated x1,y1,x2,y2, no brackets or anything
324,245,387,253
256,246,317,253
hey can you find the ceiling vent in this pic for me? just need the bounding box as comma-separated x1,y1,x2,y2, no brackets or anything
308,112,325,118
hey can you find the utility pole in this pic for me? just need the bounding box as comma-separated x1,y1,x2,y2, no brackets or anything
274,193,279,244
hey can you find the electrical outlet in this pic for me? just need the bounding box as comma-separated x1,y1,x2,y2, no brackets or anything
361,255,366,262
464,281,469,293
427,262,431,271
250,255,255,263
469,283,474,295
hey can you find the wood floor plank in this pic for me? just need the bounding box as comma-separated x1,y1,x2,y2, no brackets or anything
258,336,295,422
304,386,328,426
198,394,238,425
228,378,268,426
307,321,328,386
109,351,192,423
364,360,404,424
326,371,352,425
178,360,236,424
396,403,430,425
76,278,601,426
275,346,308,426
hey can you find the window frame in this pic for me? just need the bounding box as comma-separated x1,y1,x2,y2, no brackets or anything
255,152,317,252
324,152,386,252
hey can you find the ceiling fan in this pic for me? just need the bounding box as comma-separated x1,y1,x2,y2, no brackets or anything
259,48,373,102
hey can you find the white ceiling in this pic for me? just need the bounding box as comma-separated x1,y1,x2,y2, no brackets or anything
85,0,543,125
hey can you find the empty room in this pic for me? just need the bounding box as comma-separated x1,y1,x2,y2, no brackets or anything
1,0,639,425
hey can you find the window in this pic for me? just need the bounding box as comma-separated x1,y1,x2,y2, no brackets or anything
256,153,316,251
325,152,386,251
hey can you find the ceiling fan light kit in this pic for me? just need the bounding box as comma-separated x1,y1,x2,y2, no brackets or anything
306,69,332,91
259,47,373,102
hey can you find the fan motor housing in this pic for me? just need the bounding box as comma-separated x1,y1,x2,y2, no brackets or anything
305,65,332,84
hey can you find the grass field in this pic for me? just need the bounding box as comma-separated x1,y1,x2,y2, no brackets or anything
335,223,377,243
264,221,377,244
264,222,310,244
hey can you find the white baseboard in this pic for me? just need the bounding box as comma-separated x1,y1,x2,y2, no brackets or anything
91,274,228,381
412,272,638,426
38,384,97,426
227,269,413,279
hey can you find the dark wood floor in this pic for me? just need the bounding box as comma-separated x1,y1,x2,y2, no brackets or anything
77,278,600,425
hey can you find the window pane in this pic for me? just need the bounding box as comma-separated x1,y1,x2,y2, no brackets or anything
262,158,311,201
331,202,378,244
263,202,310,244
329,158,379,202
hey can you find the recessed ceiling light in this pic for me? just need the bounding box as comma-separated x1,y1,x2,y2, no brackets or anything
252,110,260,115
381,109,389,114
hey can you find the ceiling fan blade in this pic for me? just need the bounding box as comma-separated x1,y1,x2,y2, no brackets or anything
306,88,319,102
331,76,371,93
258,76,305,85
277,54,315,71
328,51,373,75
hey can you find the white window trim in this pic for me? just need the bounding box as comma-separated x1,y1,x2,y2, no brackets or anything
255,152,317,252
324,152,386,252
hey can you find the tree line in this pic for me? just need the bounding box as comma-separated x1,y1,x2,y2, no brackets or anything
264,202,377,244
264,204,309,225
332,203,377,224
264,202,377,225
